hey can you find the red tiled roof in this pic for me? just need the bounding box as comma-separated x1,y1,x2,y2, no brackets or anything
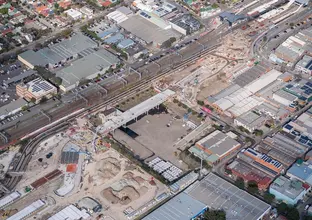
101,0,112,7
2,29,12,36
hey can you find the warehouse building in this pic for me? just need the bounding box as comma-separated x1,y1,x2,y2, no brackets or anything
7,199,46,220
287,159,312,186
0,98,27,120
269,176,309,205
296,55,312,75
185,173,271,220
0,192,21,209
189,130,241,166
170,14,200,35
48,204,90,220
234,111,267,132
272,89,298,107
16,78,57,103
242,148,284,175
117,39,135,49
56,49,119,92
142,192,207,220
282,79,312,103
3,69,37,87
18,33,98,69
119,14,180,47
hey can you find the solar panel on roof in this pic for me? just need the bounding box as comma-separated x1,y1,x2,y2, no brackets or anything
306,82,312,88
286,84,293,89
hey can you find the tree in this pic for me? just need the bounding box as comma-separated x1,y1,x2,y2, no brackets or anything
263,36,267,42
289,23,294,27
276,202,288,215
263,192,275,204
197,100,204,106
0,8,8,15
51,76,62,86
202,209,226,220
21,105,29,111
40,96,47,103
235,177,245,189
212,3,219,8
247,180,258,194
286,207,299,220
30,97,36,103
224,167,232,175
54,3,59,9
254,129,263,136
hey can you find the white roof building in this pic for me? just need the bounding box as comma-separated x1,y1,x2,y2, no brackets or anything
244,69,283,94
7,199,45,220
0,192,21,209
107,10,129,23
48,205,90,220
65,9,82,20
80,6,93,18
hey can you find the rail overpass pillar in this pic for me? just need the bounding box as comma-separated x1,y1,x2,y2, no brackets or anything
40,109,52,122
0,132,8,143
128,67,142,80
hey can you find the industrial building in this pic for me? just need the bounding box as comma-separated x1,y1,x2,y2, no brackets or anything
16,78,57,103
142,192,207,220
7,199,46,220
185,173,271,220
282,107,312,139
282,79,312,103
3,69,37,87
48,204,90,220
56,49,119,92
242,148,284,175
18,33,98,69
295,55,312,75
189,130,241,166
219,11,246,26
119,14,180,47
170,14,201,35
0,192,21,209
227,159,273,190
269,176,309,205
270,30,312,65
287,159,312,186
272,89,298,106
263,133,309,160
117,39,135,49
207,69,283,117
0,98,27,120
234,111,267,132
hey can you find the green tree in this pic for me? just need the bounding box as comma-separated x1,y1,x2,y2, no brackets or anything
54,3,59,9
289,23,294,27
276,202,288,215
212,3,219,8
235,177,245,189
21,105,29,111
224,167,232,175
202,209,226,220
263,36,267,42
254,129,263,136
286,207,299,220
0,8,8,15
263,192,275,204
247,180,258,194
197,100,204,106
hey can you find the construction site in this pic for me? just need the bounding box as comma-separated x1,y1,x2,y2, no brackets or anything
0,113,167,220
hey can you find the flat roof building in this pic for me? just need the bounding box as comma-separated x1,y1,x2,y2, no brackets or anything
16,78,57,103
65,9,82,20
0,192,21,209
7,199,46,220
170,14,200,35
142,192,207,220
56,49,119,92
3,69,37,87
272,89,298,107
119,14,180,47
296,55,312,75
287,159,312,186
0,98,28,120
234,111,266,132
18,33,97,69
185,173,271,220
269,176,309,205
189,130,241,165
48,204,90,220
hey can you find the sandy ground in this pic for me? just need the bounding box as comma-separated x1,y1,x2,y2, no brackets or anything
6,121,167,220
